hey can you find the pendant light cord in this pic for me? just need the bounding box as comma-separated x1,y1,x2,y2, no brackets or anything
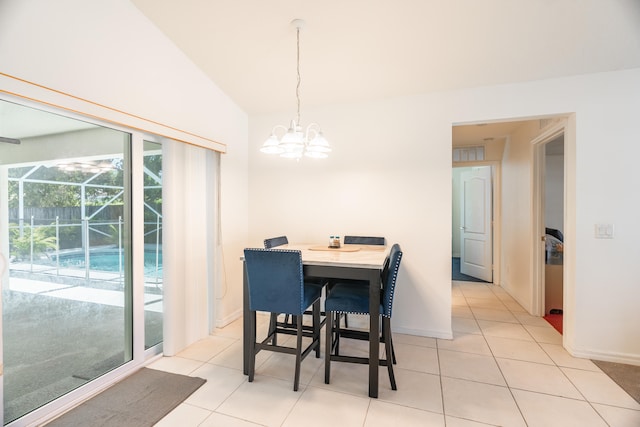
295,26,301,125
259,19,330,158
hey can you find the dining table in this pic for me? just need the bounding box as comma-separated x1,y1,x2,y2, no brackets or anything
242,243,391,398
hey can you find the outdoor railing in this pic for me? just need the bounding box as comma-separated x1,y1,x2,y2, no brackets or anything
7,214,162,286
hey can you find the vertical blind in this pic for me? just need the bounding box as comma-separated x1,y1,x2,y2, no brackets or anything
162,139,219,355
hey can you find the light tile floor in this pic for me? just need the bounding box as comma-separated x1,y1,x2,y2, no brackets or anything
151,281,640,426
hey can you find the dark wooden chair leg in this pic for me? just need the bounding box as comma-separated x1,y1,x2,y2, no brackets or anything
381,319,397,365
325,311,333,384
313,300,321,358
389,329,397,364
335,312,341,356
294,315,303,391
383,317,397,390
248,310,257,383
269,313,278,345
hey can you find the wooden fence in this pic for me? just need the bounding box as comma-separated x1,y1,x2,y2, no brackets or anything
8,206,125,224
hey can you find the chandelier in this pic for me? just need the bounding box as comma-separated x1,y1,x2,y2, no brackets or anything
260,19,331,159
57,160,115,173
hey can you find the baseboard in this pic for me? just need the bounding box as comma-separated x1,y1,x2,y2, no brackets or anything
500,281,533,314
215,308,242,328
215,310,455,340
565,344,640,366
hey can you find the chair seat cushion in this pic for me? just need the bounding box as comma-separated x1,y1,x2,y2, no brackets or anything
325,282,382,315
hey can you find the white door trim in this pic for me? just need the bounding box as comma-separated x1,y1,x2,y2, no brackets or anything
531,121,566,317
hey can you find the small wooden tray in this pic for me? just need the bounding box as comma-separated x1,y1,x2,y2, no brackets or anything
308,245,361,252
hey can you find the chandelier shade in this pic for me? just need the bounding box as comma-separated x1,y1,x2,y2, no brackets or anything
260,19,331,159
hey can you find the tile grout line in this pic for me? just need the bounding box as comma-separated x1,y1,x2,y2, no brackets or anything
452,282,531,425
485,283,535,426
435,334,447,423
485,283,628,425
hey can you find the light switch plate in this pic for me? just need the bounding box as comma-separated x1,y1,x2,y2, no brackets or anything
595,223,614,239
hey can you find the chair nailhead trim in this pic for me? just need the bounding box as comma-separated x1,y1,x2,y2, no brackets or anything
385,251,402,316
245,247,305,311
331,248,402,319
332,310,392,318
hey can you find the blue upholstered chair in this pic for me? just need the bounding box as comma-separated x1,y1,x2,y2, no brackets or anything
343,235,386,246
335,236,386,328
263,235,290,333
324,243,403,390
263,235,328,334
264,235,288,248
244,248,323,391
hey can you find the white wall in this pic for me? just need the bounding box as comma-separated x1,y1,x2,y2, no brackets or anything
250,97,454,338
0,0,249,328
249,68,640,363
499,121,539,311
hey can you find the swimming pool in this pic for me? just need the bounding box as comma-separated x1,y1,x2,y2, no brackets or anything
54,248,162,275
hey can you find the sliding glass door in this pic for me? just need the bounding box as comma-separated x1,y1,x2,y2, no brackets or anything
0,100,135,424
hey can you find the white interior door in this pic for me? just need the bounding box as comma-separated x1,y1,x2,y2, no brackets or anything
460,166,493,282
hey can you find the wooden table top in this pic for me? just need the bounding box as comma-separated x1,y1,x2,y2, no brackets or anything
282,243,389,269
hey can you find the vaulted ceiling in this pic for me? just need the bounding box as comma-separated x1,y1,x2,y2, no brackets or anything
131,0,640,115
5,2,638,144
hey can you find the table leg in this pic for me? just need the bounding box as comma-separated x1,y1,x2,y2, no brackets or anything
242,261,249,375
368,269,380,398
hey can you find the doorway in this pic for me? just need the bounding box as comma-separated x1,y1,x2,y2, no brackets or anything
452,116,574,343
535,132,565,333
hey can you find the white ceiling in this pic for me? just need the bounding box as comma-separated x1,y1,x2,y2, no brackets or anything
3,2,639,144
132,0,640,115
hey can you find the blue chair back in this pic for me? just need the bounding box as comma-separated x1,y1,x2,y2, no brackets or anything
244,248,305,315
381,244,402,317
343,236,385,245
264,235,289,248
